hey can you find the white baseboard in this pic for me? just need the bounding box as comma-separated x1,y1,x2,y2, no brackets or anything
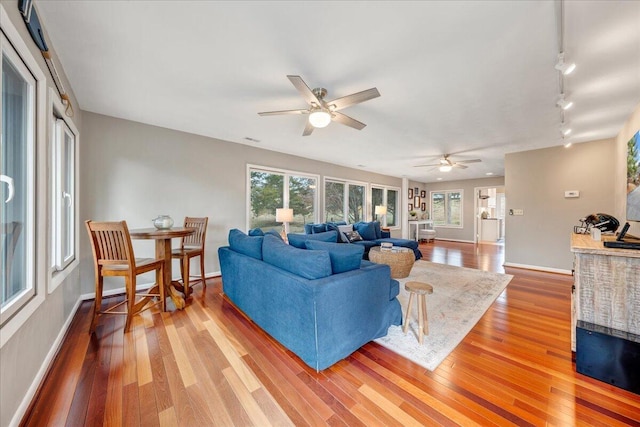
9,297,83,427
503,262,572,275
80,271,222,301
432,238,475,244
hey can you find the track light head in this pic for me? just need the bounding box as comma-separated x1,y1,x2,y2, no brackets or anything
555,53,576,75
560,123,572,136
556,94,573,110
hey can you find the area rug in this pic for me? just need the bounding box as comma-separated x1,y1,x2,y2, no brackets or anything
374,261,513,371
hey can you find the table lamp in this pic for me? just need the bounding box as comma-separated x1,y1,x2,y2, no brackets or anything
374,205,387,223
276,208,294,241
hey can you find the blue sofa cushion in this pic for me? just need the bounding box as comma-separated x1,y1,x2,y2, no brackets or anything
311,224,327,234
288,230,338,248
305,240,364,274
248,228,264,236
262,234,332,279
372,221,382,239
229,229,263,260
354,222,377,241
264,229,283,240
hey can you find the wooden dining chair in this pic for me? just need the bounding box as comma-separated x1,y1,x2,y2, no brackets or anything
171,216,208,297
85,220,166,333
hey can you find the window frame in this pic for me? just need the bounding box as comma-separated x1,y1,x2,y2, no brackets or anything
1,4,48,347
246,164,319,232
370,184,401,228
323,176,369,223
49,87,79,293
430,189,464,228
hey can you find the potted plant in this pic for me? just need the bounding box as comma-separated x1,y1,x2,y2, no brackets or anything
409,210,418,220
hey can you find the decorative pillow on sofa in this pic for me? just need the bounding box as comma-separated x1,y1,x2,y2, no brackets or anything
372,221,383,239
229,229,263,260
264,229,283,240
288,230,338,249
304,240,364,274
311,224,327,234
354,222,377,241
344,230,363,243
248,228,264,236
262,234,332,280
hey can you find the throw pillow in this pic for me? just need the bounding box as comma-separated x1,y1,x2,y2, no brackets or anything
354,222,376,241
311,223,327,234
262,234,332,280
287,230,339,249
304,240,364,274
372,221,382,239
264,229,283,240
248,228,264,236
344,230,363,243
228,229,263,260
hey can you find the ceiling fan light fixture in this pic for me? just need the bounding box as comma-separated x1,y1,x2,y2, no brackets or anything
555,53,576,75
556,94,573,110
309,109,331,128
439,165,452,172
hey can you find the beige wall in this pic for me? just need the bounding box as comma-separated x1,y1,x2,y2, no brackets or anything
0,2,84,426
81,112,404,294
505,138,615,272
615,102,640,236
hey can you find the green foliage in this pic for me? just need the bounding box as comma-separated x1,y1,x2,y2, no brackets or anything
250,172,283,217
628,133,640,185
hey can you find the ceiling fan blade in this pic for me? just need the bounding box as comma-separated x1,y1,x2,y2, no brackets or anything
453,163,468,169
332,112,366,130
302,120,314,136
328,88,380,111
413,163,440,168
457,159,482,164
287,75,323,107
258,109,309,116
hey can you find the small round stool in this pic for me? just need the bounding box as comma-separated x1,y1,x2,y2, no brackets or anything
403,281,434,345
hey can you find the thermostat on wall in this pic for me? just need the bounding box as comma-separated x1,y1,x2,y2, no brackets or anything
565,190,580,198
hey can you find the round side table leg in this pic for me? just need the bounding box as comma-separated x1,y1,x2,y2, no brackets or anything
417,295,424,345
403,292,414,335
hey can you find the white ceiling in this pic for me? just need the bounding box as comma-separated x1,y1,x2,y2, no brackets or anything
37,1,640,183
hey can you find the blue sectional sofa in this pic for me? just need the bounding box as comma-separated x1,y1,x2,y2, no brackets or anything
302,221,422,261
218,229,402,371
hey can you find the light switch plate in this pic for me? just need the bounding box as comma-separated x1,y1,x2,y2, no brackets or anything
513,209,524,216
565,190,580,198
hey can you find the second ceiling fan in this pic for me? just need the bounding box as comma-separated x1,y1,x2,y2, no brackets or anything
258,75,380,136
415,154,482,172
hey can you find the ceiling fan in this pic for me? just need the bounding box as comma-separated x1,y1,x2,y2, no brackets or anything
258,75,380,136
414,154,482,172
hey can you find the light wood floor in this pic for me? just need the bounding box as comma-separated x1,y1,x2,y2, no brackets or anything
22,241,640,426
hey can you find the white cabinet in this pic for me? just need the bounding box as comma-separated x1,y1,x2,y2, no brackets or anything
480,219,501,241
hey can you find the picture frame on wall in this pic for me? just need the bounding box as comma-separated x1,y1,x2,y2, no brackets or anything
414,187,419,195
408,203,413,211
408,188,414,199
414,196,420,206
421,202,426,211
420,190,426,198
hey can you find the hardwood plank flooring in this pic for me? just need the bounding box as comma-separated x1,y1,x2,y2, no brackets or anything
21,241,640,426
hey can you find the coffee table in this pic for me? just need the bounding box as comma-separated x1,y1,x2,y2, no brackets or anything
369,246,415,278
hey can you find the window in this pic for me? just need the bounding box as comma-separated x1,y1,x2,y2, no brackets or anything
324,178,366,223
1,22,37,326
248,166,318,233
51,112,77,275
431,190,463,227
371,185,400,227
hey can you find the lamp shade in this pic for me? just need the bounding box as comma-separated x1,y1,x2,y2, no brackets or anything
275,208,294,223
375,205,387,215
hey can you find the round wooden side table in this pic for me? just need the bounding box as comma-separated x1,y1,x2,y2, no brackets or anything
368,246,415,278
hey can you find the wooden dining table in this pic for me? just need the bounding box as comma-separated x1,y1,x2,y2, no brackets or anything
129,227,196,310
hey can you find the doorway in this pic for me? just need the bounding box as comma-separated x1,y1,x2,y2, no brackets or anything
474,186,505,245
